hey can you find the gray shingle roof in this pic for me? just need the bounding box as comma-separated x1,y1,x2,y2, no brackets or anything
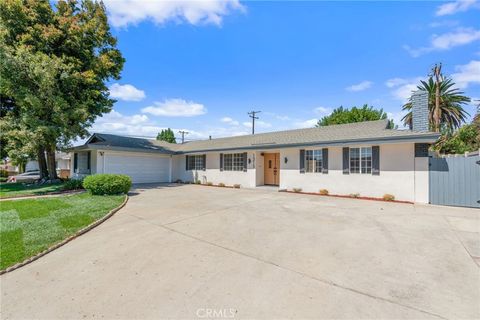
74,120,440,154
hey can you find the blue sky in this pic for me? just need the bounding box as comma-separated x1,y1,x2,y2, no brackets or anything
91,0,480,142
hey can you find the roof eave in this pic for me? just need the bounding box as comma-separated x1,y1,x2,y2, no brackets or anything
67,144,175,155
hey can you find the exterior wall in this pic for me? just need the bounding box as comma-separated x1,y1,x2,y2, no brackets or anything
172,151,257,188
414,157,429,203
279,143,419,202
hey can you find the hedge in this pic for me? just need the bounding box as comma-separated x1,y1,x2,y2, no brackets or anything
83,174,131,195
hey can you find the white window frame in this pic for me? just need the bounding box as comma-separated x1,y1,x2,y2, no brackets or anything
187,155,205,171
349,147,372,174
305,149,323,173
223,153,244,171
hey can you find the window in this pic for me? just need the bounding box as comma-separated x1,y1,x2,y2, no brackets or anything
223,153,244,171
187,155,205,170
305,150,322,173
350,147,372,174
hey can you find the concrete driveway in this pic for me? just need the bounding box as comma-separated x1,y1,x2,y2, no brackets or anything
1,185,479,319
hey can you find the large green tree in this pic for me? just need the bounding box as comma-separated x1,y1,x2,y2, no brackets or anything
316,104,393,127
401,70,470,132
0,0,124,180
157,128,177,144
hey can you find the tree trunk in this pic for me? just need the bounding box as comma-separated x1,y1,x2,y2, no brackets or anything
37,146,48,180
46,145,58,180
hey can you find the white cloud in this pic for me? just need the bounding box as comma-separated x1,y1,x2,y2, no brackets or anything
91,110,159,136
103,0,245,28
220,117,239,126
387,111,409,129
385,77,424,101
436,0,479,16
314,106,332,115
451,60,480,88
109,83,146,101
345,81,373,92
142,98,206,117
295,118,318,128
242,120,271,128
404,28,480,57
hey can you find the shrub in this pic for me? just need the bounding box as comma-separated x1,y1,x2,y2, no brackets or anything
218,182,225,187
293,188,302,193
175,179,183,184
383,194,395,201
350,193,360,198
62,178,83,190
233,184,241,189
194,180,201,185
319,189,329,195
83,174,131,195
206,182,213,186
0,169,8,178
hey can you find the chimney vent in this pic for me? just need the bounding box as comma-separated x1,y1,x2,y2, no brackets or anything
411,90,429,132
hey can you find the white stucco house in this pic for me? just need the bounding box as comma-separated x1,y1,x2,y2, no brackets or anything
70,92,439,203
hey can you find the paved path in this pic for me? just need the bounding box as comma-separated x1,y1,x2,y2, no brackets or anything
1,184,479,319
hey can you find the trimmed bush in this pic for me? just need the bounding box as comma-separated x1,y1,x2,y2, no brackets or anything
62,178,84,190
350,193,360,198
83,174,131,195
319,189,329,195
206,182,213,186
233,184,241,189
383,194,395,201
292,188,302,193
194,180,201,185
218,182,225,187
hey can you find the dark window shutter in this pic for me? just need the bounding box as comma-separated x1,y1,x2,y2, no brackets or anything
322,148,328,174
73,153,78,172
202,154,206,171
220,153,224,171
185,155,189,171
87,151,91,170
414,143,429,157
299,149,305,174
372,146,380,175
243,152,248,172
343,147,349,174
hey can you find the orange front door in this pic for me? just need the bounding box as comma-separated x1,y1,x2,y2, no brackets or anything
264,153,280,185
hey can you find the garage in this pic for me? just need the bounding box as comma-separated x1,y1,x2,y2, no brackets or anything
104,153,171,183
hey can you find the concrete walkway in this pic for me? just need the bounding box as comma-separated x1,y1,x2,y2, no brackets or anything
1,184,479,319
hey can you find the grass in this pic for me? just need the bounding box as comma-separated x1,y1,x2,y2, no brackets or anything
0,182,65,199
0,193,125,270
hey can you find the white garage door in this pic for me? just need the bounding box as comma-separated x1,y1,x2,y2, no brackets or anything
104,153,170,183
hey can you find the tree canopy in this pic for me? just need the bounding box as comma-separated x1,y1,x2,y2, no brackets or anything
157,128,177,144
316,104,392,127
0,0,124,179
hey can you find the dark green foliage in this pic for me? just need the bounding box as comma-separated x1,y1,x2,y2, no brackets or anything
316,105,391,127
402,77,470,131
0,169,8,177
61,179,83,191
435,123,480,154
83,174,132,195
157,128,176,143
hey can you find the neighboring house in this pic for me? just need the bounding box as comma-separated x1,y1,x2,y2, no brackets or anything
26,152,71,178
70,92,439,203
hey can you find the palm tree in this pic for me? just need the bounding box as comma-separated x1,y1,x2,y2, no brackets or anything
401,76,470,132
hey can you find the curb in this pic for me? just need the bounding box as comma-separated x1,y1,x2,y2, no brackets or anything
0,195,129,275
0,189,85,201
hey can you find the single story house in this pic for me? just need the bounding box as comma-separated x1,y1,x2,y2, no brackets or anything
70,91,439,203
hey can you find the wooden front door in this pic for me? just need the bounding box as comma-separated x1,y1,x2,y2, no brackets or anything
264,153,280,185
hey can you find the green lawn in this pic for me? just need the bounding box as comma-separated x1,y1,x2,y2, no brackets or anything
0,193,125,270
0,182,65,198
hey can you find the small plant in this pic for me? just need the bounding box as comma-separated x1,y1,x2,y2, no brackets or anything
194,180,201,184
206,181,213,186
350,193,360,198
383,194,395,201
319,189,329,195
0,169,8,178
292,188,302,193
61,178,84,190
218,182,225,187
233,184,241,188
83,174,131,195
175,179,183,184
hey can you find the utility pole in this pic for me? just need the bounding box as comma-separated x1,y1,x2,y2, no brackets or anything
248,110,261,135
178,130,189,144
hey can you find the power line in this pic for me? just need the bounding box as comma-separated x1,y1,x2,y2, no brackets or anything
248,110,261,135
178,130,189,144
